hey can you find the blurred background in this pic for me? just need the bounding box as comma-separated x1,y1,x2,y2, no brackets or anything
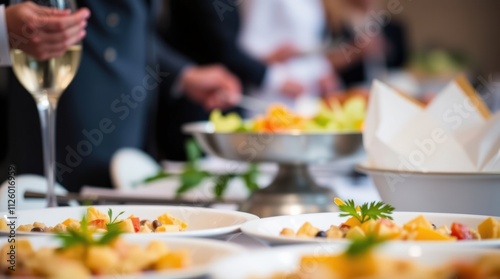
0,0,499,192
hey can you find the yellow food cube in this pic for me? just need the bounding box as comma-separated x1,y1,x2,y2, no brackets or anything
117,219,135,233
17,224,34,232
0,218,7,230
326,226,343,239
403,215,434,231
361,219,377,234
85,246,120,274
155,224,181,233
157,213,188,231
279,228,295,236
344,217,362,228
414,227,456,241
346,226,366,240
146,240,169,260
87,206,110,223
154,250,190,270
296,222,320,237
477,217,500,239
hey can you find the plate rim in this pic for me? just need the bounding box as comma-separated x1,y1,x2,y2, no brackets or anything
0,235,246,279
0,205,259,237
241,211,500,246
356,162,500,176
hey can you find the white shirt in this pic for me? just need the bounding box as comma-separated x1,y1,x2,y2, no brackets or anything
239,0,332,115
0,5,12,66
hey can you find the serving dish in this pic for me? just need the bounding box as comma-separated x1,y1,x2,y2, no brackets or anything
241,211,500,246
356,163,500,216
183,121,363,217
209,243,500,279
0,205,258,238
0,235,244,279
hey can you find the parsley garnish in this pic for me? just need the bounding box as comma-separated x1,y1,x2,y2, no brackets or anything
336,198,395,223
55,215,124,250
345,233,385,257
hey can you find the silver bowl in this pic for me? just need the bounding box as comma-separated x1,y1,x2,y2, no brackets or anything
183,122,363,217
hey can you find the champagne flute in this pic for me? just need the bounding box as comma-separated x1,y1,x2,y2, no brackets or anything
10,0,82,207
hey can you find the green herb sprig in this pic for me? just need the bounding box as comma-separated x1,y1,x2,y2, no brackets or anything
337,199,395,223
344,233,385,257
107,208,125,226
55,215,124,250
144,139,260,199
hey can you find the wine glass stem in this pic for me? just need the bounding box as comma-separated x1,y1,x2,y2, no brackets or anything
36,98,58,208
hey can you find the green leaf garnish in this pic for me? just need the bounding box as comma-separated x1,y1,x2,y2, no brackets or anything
338,199,395,223
55,215,124,250
345,233,385,257
144,140,260,199
107,208,125,226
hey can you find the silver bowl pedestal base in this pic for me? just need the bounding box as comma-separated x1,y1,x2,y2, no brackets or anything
239,164,337,217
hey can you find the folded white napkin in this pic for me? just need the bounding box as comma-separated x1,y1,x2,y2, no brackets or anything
364,75,500,172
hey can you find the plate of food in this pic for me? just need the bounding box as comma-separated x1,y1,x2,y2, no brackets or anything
209,236,500,279
0,231,244,278
241,198,500,246
0,205,258,238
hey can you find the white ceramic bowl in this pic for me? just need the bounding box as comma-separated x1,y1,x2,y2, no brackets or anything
209,243,500,279
0,235,244,279
0,205,258,238
241,211,500,246
357,163,500,216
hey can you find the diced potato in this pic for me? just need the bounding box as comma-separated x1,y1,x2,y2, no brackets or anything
326,225,343,239
146,240,169,260
0,218,8,230
117,244,154,274
296,222,320,237
344,217,362,228
1,239,34,270
32,222,46,229
346,226,366,240
155,224,181,233
57,244,86,261
85,246,120,274
51,223,67,233
157,213,188,231
154,250,190,270
414,227,456,241
62,218,79,227
375,220,402,240
17,224,34,232
361,219,377,234
140,225,152,233
87,206,110,223
477,217,500,239
279,228,295,237
117,219,135,233
403,215,434,231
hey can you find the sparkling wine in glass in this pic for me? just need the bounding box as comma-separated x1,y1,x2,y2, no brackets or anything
10,0,82,207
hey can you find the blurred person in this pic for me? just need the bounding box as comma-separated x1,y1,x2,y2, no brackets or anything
3,0,241,192
158,0,306,160
238,0,337,114
0,2,90,64
323,0,408,87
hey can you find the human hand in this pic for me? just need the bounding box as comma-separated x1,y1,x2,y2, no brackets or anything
180,65,242,110
263,43,299,64
279,80,304,99
5,2,90,60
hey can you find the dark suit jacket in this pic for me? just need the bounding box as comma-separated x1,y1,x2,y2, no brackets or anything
157,0,268,161
333,22,408,87
3,0,191,192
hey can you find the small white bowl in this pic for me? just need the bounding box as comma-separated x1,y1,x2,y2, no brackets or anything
357,163,500,216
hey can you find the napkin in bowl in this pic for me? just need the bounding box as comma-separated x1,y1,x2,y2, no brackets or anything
364,75,500,172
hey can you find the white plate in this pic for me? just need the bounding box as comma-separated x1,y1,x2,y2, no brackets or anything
241,211,500,246
209,243,500,279
1,235,244,279
0,205,258,238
